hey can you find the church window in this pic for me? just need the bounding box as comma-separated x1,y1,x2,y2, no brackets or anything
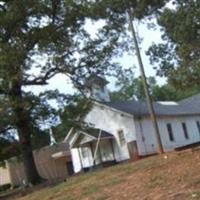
166,123,174,142
118,130,126,145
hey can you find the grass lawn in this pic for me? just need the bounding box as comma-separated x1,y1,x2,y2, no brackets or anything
6,149,200,200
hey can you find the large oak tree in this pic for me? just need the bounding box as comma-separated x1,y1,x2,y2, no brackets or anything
0,0,167,185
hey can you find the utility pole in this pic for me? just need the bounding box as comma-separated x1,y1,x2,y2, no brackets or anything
127,8,164,154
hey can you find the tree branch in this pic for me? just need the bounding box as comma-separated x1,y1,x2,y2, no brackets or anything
22,66,67,86
0,126,13,135
0,4,6,12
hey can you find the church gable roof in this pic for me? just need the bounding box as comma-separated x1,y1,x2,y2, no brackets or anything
102,93,200,117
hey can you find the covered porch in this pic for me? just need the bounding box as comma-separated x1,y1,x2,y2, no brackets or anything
70,128,117,171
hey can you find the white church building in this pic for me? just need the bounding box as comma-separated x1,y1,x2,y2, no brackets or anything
65,76,200,173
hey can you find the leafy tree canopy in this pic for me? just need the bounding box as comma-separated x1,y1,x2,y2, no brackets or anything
52,95,92,142
147,0,200,89
0,0,168,184
110,68,199,101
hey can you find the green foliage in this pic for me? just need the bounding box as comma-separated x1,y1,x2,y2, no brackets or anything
53,95,92,142
110,68,147,100
110,68,198,101
151,84,199,101
0,137,20,166
0,0,168,138
110,68,157,101
0,90,56,162
147,0,200,88
0,0,168,183
31,129,50,150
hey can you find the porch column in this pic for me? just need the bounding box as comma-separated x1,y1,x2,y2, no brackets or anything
89,142,95,166
98,142,103,164
110,139,116,161
77,147,84,170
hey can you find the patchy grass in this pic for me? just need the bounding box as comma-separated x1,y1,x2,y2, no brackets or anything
82,184,99,195
5,149,200,200
147,174,164,189
104,177,125,187
95,194,110,200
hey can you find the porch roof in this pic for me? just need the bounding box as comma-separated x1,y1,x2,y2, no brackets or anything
72,128,114,148
84,129,113,139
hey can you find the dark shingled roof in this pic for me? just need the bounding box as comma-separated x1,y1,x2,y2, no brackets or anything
179,93,200,107
102,93,200,117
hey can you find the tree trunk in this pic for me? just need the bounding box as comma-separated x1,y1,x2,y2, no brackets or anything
17,119,42,185
10,82,41,185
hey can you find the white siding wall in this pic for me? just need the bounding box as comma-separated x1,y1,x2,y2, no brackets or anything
71,149,82,173
100,140,115,162
71,104,138,172
135,115,200,155
79,147,94,168
85,104,136,142
85,104,137,161
0,167,10,186
71,141,115,173
71,103,200,172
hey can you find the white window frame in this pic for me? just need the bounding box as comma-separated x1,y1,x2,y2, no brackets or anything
118,130,126,146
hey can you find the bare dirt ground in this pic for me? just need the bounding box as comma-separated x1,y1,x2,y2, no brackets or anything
3,149,200,200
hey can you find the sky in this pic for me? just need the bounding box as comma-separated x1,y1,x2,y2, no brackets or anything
26,17,166,96
85,18,167,90
116,19,166,84
132,24,163,77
